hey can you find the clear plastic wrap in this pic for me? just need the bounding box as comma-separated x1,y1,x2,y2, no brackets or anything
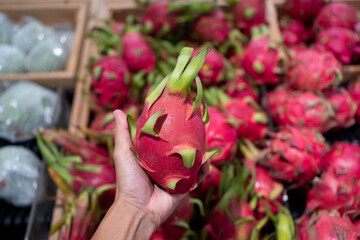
25,36,70,73
0,12,13,44
11,20,55,54
0,146,40,206
0,44,26,74
0,81,58,142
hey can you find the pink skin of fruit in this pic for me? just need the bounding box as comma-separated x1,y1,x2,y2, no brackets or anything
299,211,360,240
122,31,156,73
323,142,360,179
193,9,231,45
316,27,360,65
206,200,256,240
280,18,309,46
109,21,124,35
227,76,259,103
205,107,238,166
134,48,209,194
288,48,342,91
192,48,225,87
314,2,357,31
91,55,131,111
90,112,116,132
278,92,334,133
348,77,360,122
141,0,179,36
284,0,325,22
306,169,360,217
233,0,266,35
150,194,193,240
241,36,281,85
267,85,292,124
260,127,328,186
325,88,357,130
191,164,222,200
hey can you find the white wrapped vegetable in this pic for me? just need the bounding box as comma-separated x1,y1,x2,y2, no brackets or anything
0,12,13,44
0,44,26,74
0,81,58,142
0,146,40,206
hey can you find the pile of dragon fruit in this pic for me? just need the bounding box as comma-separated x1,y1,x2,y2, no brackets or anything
38,0,360,239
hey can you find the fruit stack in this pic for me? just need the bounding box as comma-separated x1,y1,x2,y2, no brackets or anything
38,0,360,239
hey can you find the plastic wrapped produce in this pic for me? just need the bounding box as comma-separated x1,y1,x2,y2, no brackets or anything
25,37,70,72
0,81,58,142
11,20,55,54
0,146,40,206
0,12,13,44
0,44,26,74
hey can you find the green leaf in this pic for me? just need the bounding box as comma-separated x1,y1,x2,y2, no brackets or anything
190,198,205,217
92,66,102,79
166,178,181,190
146,74,169,110
127,115,137,142
139,110,165,137
169,145,196,169
253,60,264,74
188,76,203,119
234,216,255,226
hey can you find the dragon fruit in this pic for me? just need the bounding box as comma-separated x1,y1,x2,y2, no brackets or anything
133,47,210,194
193,9,230,45
323,142,360,179
314,2,357,31
227,76,259,103
267,85,291,124
141,0,180,37
206,107,237,166
241,36,282,85
277,91,334,133
259,127,328,186
122,30,156,73
90,55,131,111
280,18,308,46
316,27,360,64
233,0,266,35
298,211,360,240
206,199,256,240
288,48,342,91
191,164,221,200
90,112,116,132
284,0,325,22
348,78,360,122
150,194,193,240
325,88,357,130
191,48,225,87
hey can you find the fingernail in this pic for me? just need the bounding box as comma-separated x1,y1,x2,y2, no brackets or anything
113,110,120,124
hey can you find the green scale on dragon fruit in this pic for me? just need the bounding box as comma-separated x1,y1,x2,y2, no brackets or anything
12,20,55,54
0,146,40,206
0,81,58,142
0,44,26,74
25,36,70,72
0,12,13,44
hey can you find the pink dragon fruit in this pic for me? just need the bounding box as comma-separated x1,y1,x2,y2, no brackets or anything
90,112,115,132
193,9,230,45
122,30,156,73
109,21,124,35
192,48,225,87
227,76,259,103
284,0,325,22
323,142,360,179
325,88,357,130
233,0,266,35
306,168,360,217
141,0,180,36
298,211,360,240
241,36,282,85
206,199,256,240
280,18,309,46
316,27,360,64
205,107,237,166
348,77,360,122
150,194,193,240
278,91,334,133
191,164,221,200
267,85,292,123
288,48,342,91
133,48,211,194
259,127,328,186
314,2,357,31
90,55,131,111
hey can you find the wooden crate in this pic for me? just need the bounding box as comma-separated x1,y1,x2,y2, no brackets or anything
0,1,88,89
271,0,360,82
